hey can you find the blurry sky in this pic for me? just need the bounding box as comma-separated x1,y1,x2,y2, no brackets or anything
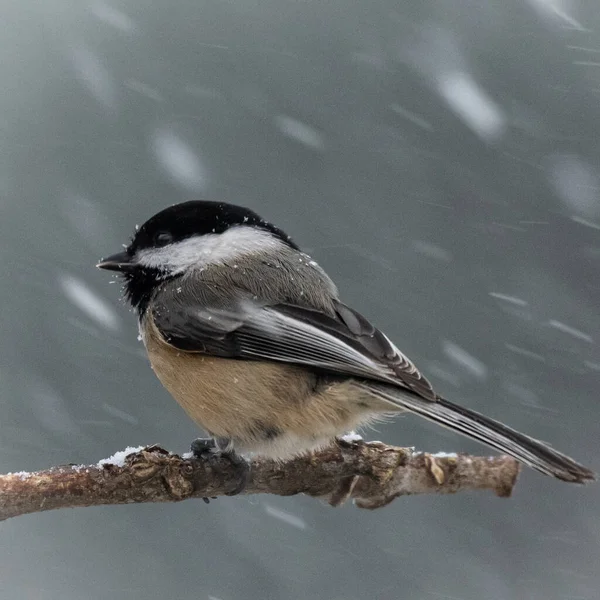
1,1,599,599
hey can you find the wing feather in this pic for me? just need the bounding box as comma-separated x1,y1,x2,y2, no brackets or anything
152,294,436,401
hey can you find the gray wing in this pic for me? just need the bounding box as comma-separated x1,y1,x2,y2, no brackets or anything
151,293,436,401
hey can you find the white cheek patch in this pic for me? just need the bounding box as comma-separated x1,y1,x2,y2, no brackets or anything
136,226,285,274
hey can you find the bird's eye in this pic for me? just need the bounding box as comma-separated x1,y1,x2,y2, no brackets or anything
155,232,173,246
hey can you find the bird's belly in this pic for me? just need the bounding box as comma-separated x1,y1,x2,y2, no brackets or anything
145,340,384,458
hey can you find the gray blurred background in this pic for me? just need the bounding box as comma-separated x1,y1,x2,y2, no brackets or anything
1,0,599,598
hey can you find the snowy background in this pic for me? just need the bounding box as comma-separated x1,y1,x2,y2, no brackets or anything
1,1,600,598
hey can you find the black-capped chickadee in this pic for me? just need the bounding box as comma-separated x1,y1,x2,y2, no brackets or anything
98,201,594,483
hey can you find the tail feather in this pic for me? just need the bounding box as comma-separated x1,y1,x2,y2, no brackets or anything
367,385,595,484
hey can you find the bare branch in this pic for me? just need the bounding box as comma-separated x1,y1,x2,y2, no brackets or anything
0,441,520,521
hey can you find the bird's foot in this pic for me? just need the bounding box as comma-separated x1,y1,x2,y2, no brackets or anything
190,437,250,498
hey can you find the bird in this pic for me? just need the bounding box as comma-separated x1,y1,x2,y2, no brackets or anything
97,200,594,484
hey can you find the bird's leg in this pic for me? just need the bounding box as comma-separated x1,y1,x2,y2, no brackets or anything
190,437,217,457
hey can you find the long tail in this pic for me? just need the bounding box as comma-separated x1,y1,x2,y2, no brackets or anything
365,384,595,483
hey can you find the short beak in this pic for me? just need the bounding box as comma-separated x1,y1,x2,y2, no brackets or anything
96,251,136,272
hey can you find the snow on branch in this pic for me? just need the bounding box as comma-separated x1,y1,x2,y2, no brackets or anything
0,440,520,521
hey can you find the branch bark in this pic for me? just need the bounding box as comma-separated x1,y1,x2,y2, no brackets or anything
0,440,520,521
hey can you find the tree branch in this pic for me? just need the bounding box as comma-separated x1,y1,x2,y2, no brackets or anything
0,441,520,521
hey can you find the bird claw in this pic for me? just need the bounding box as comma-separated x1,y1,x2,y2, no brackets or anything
190,437,249,497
